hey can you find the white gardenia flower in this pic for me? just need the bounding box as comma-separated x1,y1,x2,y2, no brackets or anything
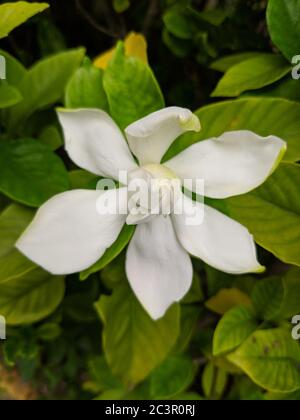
16,107,286,320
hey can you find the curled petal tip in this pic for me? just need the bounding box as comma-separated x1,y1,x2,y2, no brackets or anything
253,264,266,274
270,140,287,175
257,265,267,274
179,112,201,133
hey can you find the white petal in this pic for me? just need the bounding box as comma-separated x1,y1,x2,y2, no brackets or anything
165,130,286,198
16,188,128,275
125,107,201,165
57,109,137,180
172,194,264,274
126,215,193,320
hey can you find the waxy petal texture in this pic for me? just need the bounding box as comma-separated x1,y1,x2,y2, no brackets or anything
17,188,128,275
125,107,201,165
57,109,137,181
172,193,264,274
166,130,286,198
126,215,193,319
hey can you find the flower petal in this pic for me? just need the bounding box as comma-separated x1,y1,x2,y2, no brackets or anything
57,109,137,180
165,130,286,198
16,188,128,275
126,215,193,320
125,107,201,165
172,194,264,274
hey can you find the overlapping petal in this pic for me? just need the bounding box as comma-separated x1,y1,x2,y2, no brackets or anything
172,193,264,274
57,109,137,181
16,188,128,275
126,215,193,319
125,107,201,165
165,130,286,198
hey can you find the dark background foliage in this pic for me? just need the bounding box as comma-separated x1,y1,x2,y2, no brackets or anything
0,0,271,109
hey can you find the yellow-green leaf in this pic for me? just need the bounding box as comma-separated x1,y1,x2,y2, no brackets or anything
0,82,22,108
252,269,300,320
205,288,252,315
211,54,290,97
95,282,180,386
213,305,258,356
94,32,148,70
202,363,228,399
0,1,49,39
228,329,300,393
0,267,65,325
7,48,85,130
0,204,34,284
103,42,164,130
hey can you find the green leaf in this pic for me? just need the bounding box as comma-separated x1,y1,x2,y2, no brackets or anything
0,204,34,283
252,269,300,320
182,272,204,304
113,0,130,13
0,82,22,108
162,28,191,58
205,265,237,296
163,7,196,40
213,305,258,356
174,305,200,353
0,267,65,325
38,125,63,151
95,282,180,386
0,50,27,121
170,392,204,400
149,355,195,399
228,329,300,393
0,1,49,39
80,224,135,281
0,204,65,325
210,52,266,72
37,16,67,56
63,280,99,323
247,76,300,102
0,49,27,85
267,0,300,61
229,376,265,400
94,389,125,400
266,389,300,401
251,277,283,321
0,194,9,212
7,48,85,130
195,31,217,59
100,254,125,290
202,363,228,399
0,138,70,207
88,356,122,392
211,54,290,97
103,42,164,130
280,269,300,318
164,98,300,163
225,163,300,268
65,58,109,111
205,288,252,315
196,8,227,26
35,322,62,341
69,169,98,190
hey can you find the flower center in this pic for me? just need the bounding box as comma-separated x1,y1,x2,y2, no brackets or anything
126,164,181,225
